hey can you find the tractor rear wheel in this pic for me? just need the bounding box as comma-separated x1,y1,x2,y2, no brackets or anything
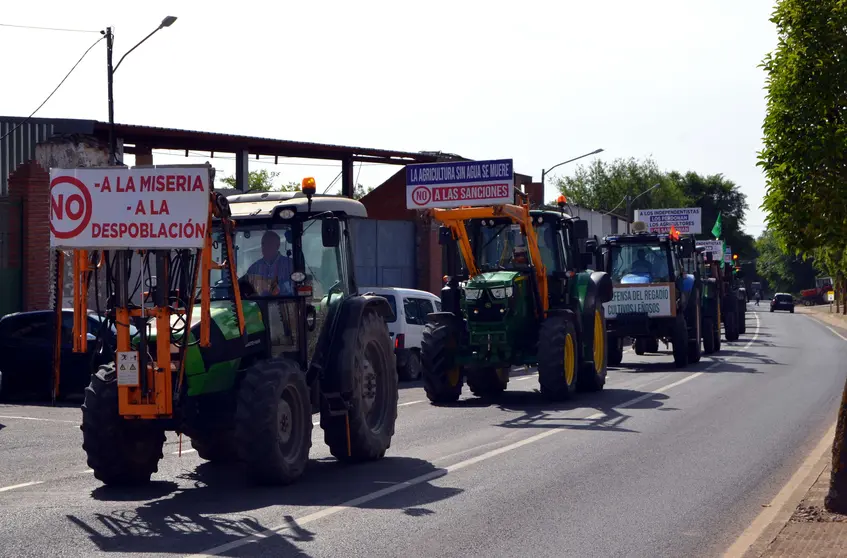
578,308,607,392
702,317,716,354
81,364,166,486
323,309,398,462
725,309,739,341
235,358,312,485
608,335,624,367
467,366,509,398
739,308,747,334
421,320,465,404
672,314,689,367
687,298,702,364
634,338,646,356
538,314,579,401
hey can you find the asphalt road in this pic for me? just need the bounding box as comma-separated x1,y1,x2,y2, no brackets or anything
0,305,844,558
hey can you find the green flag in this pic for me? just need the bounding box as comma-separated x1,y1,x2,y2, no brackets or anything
711,212,722,239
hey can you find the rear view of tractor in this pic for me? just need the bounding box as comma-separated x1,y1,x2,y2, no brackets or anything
600,222,703,368
51,165,398,486
420,193,613,403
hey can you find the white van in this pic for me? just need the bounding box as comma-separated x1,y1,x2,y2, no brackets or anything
359,287,442,381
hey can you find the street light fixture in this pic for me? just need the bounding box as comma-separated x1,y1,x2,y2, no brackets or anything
540,148,604,193
602,182,662,233
103,16,178,165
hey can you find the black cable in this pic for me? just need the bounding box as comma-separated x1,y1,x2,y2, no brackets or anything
0,35,104,143
0,22,100,33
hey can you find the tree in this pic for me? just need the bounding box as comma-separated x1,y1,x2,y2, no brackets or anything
219,169,299,193
353,183,374,200
758,0,847,514
756,229,820,294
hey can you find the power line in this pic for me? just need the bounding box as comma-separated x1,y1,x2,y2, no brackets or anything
0,35,105,143
0,22,100,33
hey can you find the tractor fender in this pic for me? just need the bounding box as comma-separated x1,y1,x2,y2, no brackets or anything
681,273,696,294
308,294,393,394
579,271,612,327
426,311,464,328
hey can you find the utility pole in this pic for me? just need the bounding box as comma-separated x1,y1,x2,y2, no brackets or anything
105,27,116,165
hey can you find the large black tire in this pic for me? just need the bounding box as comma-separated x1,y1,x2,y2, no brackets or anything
725,306,740,341
399,350,422,381
538,314,579,401
634,338,646,356
467,366,509,398
672,314,689,367
739,308,747,334
702,317,716,354
687,297,702,364
421,320,464,404
235,358,312,485
646,338,660,353
323,309,398,462
80,364,166,486
578,308,607,392
182,394,238,463
608,336,624,367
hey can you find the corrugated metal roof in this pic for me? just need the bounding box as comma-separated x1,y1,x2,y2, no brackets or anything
0,118,57,195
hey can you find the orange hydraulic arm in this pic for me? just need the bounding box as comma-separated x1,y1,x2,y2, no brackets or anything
429,201,549,313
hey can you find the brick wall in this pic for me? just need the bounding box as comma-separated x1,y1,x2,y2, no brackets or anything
7,161,51,311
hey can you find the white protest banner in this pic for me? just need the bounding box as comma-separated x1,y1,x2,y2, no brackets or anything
724,247,732,263
697,240,725,258
634,207,702,234
405,159,514,209
49,166,210,250
602,283,676,319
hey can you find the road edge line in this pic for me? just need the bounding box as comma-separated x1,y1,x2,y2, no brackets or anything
722,421,836,558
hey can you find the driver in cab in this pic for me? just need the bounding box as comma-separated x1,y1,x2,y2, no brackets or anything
244,230,294,296
631,249,652,275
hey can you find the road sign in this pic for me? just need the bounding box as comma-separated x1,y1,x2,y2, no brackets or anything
634,207,702,234
697,240,724,257
49,166,210,250
827,291,835,302
405,159,514,210
724,247,732,263
603,283,676,319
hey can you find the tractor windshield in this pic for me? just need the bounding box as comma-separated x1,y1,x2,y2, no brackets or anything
609,242,671,283
469,221,532,272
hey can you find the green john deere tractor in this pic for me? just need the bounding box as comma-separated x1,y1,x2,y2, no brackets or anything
419,198,613,403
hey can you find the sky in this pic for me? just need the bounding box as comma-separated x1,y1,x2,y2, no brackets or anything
1,0,778,237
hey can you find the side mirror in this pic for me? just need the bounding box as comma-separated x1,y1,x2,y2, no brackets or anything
322,217,340,248
438,226,453,246
580,252,595,269
573,219,589,241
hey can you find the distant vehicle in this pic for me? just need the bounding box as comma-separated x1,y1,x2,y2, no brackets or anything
0,309,135,400
770,293,795,313
800,276,833,306
360,287,442,381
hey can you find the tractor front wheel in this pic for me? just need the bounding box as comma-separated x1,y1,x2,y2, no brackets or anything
421,320,465,404
672,314,689,367
81,364,166,486
687,297,702,364
323,309,398,462
467,367,509,398
538,315,579,401
608,335,624,367
577,309,607,392
702,317,716,354
235,358,312,485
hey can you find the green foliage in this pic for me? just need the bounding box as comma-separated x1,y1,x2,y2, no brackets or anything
554,157,757,259
219,170,300,193
759,0,847,254
756,229,821,293
353,183,374,200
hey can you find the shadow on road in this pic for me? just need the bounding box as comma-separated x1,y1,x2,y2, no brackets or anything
67,456,460,556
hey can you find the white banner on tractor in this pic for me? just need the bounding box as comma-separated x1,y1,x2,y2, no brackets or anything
634,207,702,234
405,159,514,209
697,240,725,258
49,166,210,250
603,283,676,319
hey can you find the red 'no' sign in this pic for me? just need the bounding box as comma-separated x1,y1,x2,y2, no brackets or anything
50,176,93,239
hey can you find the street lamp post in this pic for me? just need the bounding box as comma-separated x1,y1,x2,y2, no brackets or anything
540,148,604,195
625,183,661,233
104,16,177,165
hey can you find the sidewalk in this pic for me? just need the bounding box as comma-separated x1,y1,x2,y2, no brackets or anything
735,306,847,557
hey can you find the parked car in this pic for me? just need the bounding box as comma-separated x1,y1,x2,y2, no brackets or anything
770,293,795,313
360,287,442,381
0,309,135,400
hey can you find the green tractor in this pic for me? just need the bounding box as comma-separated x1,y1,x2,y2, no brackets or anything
419,197,613,403
76,175,398,486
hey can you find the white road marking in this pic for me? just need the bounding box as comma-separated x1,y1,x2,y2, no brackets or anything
0,415,77,424
398,400,424,407
0,481,43,493
171,448,197,455
80,469,94,474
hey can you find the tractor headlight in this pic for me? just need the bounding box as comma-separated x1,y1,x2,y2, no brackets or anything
464,288,482,300
490,286,513,299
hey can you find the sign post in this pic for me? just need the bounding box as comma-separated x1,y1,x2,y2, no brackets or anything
405,159,514,210
634,207,702,234
49,166,210,250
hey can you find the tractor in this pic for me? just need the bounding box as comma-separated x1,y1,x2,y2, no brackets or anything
52,165,399,486
420,194,613,403
694,247,724,354
599,221,703,368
